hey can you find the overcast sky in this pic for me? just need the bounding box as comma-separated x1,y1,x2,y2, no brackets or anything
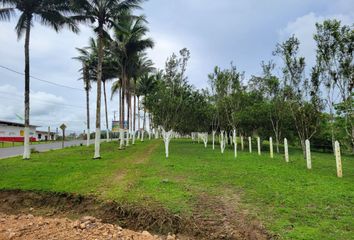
0,0,353,132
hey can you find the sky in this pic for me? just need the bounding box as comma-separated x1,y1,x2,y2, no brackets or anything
0,0,353,133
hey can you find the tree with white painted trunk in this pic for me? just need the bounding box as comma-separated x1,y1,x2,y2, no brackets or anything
248,137,252,153
233,129,237,158
220,130,226,154
257,137,261,155
0,0,81,159
274,36,322,158
145,49,191,158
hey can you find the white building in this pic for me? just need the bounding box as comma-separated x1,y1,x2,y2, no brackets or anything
36,130,57,141
0,120,38,142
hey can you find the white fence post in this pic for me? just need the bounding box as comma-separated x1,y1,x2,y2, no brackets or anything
233,129,237,158
284,138,289,163
241,135,244,151
305,139,311,169
248,137,252,153
269,137,273,158
257,137,261,155
335,141,342,178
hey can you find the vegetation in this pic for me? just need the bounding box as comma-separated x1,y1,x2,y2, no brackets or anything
0,140,353,239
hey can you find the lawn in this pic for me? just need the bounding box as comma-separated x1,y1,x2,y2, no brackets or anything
0,139,353,239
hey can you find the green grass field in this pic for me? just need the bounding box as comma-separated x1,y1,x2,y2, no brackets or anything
0,139,353,239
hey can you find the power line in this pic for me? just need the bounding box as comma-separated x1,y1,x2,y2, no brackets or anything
0,64,84,92
0,91,90,110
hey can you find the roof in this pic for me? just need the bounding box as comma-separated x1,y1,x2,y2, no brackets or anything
36,130,56,134
0,120,39,128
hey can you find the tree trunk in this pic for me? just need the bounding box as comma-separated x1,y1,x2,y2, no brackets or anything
143,107,146,130
137,96,140,139
103,81,110,142
94,27,103,159
23,21,31,160
85,77,90,147
133,94,136,133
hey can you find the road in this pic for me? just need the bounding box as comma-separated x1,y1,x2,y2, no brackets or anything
0,139,107,159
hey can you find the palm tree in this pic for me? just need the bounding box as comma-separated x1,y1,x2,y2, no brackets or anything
78,38,117,142
111,14,154,145
0,0,79,159
73,46,93,147
72,0,142,158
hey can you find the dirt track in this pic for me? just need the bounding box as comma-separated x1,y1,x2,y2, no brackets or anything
0,213,178,240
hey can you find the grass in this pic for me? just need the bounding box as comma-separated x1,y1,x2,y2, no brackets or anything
0,141,58,148
0,139,353,239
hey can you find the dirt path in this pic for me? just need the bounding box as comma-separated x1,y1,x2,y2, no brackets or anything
101,141,161,195
0,213,178,240
191,192,271,240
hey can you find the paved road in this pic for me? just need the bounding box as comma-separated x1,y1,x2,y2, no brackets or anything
0,139,107,159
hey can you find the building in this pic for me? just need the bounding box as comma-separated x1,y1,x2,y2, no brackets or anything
36,130,57,141
0,120,38,142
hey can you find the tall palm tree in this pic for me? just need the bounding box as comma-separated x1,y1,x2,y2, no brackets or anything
72,0,142,158
0,0,79,159
78,38,117,142
73,46,92,147
111,14,154,145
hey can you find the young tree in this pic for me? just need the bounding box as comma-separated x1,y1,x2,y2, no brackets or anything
146,49,191,158
0,0,79,159
274,36,323,157
314,19,354,152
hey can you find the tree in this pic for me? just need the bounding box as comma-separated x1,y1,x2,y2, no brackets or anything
314,19,354,152
110,13,154,147
249,61,287,153
146,49,191,158
73,0,142,158
73,46,92,146
0,0,79,159
274,36,323,157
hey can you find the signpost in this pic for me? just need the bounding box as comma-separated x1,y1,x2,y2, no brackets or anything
60,124,66,149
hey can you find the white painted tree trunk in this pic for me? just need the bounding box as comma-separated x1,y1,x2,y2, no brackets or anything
126,131,130,147
284,138,289,162
233,129,237,158
155,129,158,139
202,134,208,148
119,129,124,149
23,127,30,159
241,135,244,151
86,128,90,147
257,137,261,155
162,128,173,158
137,130,141,140
132,131,136,145
94,128,101,159
212,131,216,150
106,129,110,142
220,130,226,154
248,137,252,153
141,131,145,142
335,141,342,178
305,139,311,169
269,137,273,158
149,130,152,140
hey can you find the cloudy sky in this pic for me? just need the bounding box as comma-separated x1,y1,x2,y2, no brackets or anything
0,0,353,132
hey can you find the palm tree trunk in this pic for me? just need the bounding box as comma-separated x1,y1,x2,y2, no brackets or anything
103,81,110,142
85,81,90,147
94,28,103,159
23,22,31,160
133,94,136,132
137,96,140,139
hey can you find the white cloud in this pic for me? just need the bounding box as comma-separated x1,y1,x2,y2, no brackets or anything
278,12,353,68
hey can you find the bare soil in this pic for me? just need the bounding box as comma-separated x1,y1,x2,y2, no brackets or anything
0,213,177,240
0,190,271,240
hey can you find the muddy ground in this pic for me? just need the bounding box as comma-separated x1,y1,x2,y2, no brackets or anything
0,190,272,240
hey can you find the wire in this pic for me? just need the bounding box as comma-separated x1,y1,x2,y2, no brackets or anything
0,91,90,110
0,64,84,92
